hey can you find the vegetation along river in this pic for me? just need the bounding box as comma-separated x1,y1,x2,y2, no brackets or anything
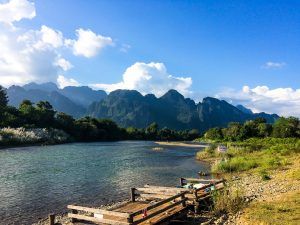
0,141,209,224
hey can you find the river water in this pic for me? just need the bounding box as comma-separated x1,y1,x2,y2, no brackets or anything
0,141,208,225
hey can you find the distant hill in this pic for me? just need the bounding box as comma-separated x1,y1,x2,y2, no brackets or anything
236,104,253,114
6,82,107,118
87,89,279,131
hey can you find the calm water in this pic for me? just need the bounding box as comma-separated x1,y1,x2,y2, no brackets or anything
0,141,208,225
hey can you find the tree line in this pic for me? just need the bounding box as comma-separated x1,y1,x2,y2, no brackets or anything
0,86,200,142
204,117,300,141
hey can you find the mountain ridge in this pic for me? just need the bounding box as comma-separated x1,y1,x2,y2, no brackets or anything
5,83,279,131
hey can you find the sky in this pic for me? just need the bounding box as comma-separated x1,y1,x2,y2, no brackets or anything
0,0,299,117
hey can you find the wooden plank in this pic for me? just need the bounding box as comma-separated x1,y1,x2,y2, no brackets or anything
130,192,186,217
136,187,182,194
144,185,188,192
181,178,222,183
67,205,130,218
133,198,187,224
68,213,130,225
138,193,174,200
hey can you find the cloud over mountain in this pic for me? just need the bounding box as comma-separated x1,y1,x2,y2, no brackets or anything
90,62,192,97
0,0,114,87
217,85,300,117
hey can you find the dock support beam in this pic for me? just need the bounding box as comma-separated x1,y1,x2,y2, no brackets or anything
49,214,55,225
130,187,136,202
71,209,78,223
180,178,184,186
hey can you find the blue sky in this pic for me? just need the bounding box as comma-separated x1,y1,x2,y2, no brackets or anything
0,0,299,116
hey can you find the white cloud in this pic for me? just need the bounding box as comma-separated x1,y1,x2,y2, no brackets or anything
54,58,73,71
65,28,113,58
263,61,286,69
0,24,68,87
0,0,35,24
90,62,192,97
217,85,300,117
57,75,80,88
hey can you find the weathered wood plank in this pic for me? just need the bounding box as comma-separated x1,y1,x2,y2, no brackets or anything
133,198,187,224
67,205,130,218
67,213,130,225
144,185,188,192
136,187,182,194
130,192,186,217
137,193,173,200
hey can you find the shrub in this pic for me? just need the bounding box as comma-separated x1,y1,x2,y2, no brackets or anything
212,157,258,173
212,183,245,215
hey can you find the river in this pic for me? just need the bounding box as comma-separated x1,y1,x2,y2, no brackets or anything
0,141,208,224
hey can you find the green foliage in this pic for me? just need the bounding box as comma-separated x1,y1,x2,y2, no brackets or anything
272,117,300,138
203,117,299,142
196,144,218,160
205,127,223,140
210,138,300,173
0,85,8,109
212,184,245,215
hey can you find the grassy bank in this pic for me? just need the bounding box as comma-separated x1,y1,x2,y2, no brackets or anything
0,127,71,147
195,137,300,224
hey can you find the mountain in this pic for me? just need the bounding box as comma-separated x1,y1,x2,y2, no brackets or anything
60,86,107,107
7,85,86,118
6,82,107,118
87,89,279,131
236,104,253,114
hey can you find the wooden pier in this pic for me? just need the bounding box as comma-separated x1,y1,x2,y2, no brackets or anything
67,178,225,224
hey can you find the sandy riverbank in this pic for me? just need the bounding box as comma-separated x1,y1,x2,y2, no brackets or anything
155,141,208,148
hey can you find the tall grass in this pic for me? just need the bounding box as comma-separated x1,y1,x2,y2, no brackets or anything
212,184,245,215
198,138,300,174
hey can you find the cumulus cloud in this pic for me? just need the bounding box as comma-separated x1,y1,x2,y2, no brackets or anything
263,61,286,69
54,58,73,71
217,85,300,117
0,24,72,87
65,28,114,58
90,62,192,96
57,75,80,88
0,0,35,24
0,0,116,88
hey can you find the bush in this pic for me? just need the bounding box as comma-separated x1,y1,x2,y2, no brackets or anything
196,144,218,160
212,157,258,173
212,184,245,215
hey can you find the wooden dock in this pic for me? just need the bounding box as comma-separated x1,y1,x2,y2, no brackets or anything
67,178,225,225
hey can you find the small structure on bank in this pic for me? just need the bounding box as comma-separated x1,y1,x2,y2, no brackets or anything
67,178,225,224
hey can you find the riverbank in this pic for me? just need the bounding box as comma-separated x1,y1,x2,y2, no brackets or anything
195,138,300,224
155,141,208,148
0,127,71,148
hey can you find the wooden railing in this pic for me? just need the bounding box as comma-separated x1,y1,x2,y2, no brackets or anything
68,188,188,225
67,205,132,225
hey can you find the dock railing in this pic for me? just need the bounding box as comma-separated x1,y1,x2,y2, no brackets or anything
68,188,188,225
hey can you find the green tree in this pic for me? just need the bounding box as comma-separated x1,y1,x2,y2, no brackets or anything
224,122,242,141
0,85,8,109
272,117,300,138
205,127,223,140
145,122,158,140
19,100,38,126
35,101,56,127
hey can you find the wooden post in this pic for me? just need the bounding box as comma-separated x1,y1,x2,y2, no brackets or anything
180,178,184,186
49,214,55,225
181,193,186,207
71,209,78,223
130,188,136,202
194,202,200,214
127,214,134,224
